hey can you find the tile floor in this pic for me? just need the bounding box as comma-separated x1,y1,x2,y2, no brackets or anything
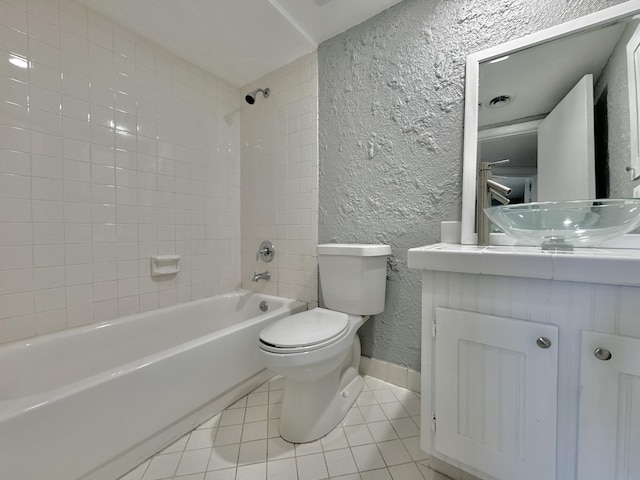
119,376,452,480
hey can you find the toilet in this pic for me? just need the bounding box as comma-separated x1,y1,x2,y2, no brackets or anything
256,243,391,443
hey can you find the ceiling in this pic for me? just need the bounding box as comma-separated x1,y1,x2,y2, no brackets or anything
76,0,404,88
478,22,627,128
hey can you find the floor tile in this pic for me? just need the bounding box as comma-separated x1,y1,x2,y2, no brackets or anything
268,402,282,419
390,386,417,401
359,405,386,423
364,377,389,390
388,462,423,480
360,468,392,480
401,436,429,462
267,457,298,480
141,452,181,480
120,376,455,480
185,429,215,450
197,414,221,429
159,436,188,455
267,436,296,460
296,452,329,480
204,468,235,479
344,424,375,447
389,417,419,438
321,426,349,451
355,391,377,406
237,439,267,466
401,398,421,416
219,408,245,426
207,444,240,471
372,389,397,404
227,397,247,409
245,404,268,422
269,389,284,404
174,448,211,476
342,407,366,426
380,402,409,420
377,440,412,467
294,438,323,456
173,474,204,480
350,444,386,472
367,420,398,442
214,425,243,446
325,448,358,477
236,461,267,480
242,420,268,442
247,391,269,406
267,418,281,438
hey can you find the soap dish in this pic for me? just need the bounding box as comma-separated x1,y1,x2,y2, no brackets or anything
150,255,181,276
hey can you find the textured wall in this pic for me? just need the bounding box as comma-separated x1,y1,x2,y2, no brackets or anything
595,21,640,198
318,0,625,370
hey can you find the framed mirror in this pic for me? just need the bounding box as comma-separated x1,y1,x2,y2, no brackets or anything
461,1,640,247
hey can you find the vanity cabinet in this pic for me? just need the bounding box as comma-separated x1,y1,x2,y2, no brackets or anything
409,244,640,480
434,308,558,480
578,332,640,478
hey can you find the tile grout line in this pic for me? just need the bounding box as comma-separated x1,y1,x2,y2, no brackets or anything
122,374,438,480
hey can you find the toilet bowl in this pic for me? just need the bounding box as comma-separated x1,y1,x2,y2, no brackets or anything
256,308,366,443
256,243,391,443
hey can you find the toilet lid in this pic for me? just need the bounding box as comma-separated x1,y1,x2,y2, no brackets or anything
259,308,349,349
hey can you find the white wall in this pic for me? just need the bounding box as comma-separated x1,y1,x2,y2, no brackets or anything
0,0,241,343
240,52,319,306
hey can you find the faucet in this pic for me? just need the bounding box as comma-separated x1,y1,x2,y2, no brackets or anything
477,159,512,245
251,271,271,282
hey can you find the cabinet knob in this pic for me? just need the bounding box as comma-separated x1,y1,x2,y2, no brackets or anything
594,347,612,361
536,337,552,349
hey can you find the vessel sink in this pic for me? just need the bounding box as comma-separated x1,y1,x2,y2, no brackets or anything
483,199,640,249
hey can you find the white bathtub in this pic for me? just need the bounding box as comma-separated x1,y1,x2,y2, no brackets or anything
0,290,306,480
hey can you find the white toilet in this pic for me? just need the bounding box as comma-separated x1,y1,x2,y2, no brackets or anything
256,243,391,443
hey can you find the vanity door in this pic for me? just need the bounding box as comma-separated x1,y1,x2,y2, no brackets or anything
434,307,558,480
578,331,640,479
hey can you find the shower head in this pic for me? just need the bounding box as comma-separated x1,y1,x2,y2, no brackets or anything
245,87,270,104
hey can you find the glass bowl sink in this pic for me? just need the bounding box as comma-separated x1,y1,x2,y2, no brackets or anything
484,199,640,249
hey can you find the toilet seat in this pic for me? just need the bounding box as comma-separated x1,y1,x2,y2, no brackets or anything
259,308,350,354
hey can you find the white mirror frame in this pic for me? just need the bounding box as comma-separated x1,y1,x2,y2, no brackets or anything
461,0,640,247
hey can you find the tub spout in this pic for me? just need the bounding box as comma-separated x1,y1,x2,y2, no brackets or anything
251,271,271,282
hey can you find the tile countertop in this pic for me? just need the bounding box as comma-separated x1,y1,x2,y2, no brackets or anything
407,243,640,287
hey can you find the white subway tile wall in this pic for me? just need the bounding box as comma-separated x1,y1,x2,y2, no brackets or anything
240,53,319,306
0,0,242,343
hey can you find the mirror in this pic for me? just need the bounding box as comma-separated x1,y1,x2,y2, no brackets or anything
461,1,640,246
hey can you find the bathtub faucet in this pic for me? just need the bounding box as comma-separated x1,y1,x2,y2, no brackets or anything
251,271,271,282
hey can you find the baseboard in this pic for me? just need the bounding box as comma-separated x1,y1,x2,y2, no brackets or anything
359,355,421,393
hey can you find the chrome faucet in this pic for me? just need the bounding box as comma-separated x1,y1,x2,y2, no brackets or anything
477,159,512,245
251,271,271,282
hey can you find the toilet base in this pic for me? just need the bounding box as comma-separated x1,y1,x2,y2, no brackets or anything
279,366,364,443
260,323,367,444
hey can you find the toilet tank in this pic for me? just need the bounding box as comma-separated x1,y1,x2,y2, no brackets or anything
317,243,391,315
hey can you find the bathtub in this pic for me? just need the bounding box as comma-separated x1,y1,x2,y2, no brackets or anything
0,290,306,480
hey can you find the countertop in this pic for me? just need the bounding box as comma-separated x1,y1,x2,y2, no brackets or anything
407,243,640,286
